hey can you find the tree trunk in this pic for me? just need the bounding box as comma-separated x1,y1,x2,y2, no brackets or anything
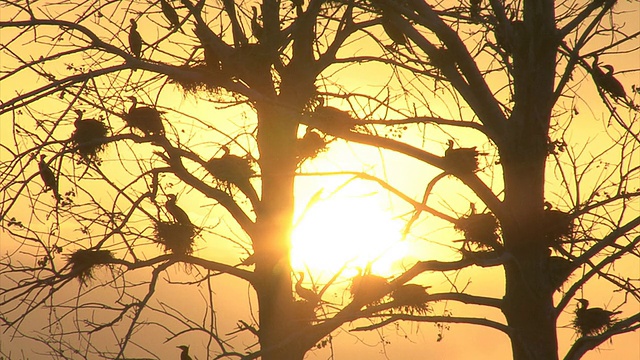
253,100,303,360
500,1,559,358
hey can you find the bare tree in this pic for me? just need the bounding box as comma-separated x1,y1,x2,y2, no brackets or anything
1,1,638,360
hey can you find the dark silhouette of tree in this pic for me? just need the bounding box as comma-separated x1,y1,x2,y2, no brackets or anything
1,1,638,360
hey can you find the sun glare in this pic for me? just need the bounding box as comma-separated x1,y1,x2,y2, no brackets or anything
291,195,407,277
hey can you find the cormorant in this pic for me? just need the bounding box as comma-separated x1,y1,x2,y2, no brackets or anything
205,146,259,205
295,272,320,303
592,57,627,99
38,154,60,201
125,96,165,136
573,298,621,336
381,13,406,46
250,6,264,43
160,0,182,33
128,19,143,58
166,194,192,226
177,345,193,360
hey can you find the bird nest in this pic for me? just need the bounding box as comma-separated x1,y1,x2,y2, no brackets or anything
71,120,109,165
154,221,196,255
310,106,356,134
67,249,113,285
390,284,432,315
547,256,573,289
350,274,389,306
296,131,327,164
454,213,501,250
207,155,255,186
543,209,573,242
168,64,222,94
291,300,316,325
573,306,619,336
444,147,480,173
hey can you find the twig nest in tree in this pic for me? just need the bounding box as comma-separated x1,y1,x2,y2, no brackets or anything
543,209,573,243
291,300,316,326
71,111,109,165
390,284,432,315
573,299,621,336
454,213,501,251
310,106,356,134
296,130,327,164
444,140,482,173
547,256,573,290
154,221,196,255
206,153,255,186
168,64,222,93
350,273,389,306
67,249,113,285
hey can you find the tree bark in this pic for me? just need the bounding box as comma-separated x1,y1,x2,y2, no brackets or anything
500,1,560,359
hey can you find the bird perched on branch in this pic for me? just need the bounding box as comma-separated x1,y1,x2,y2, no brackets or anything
160,0,183,33
295,272,320,304
125,96,165,136
166,194,192,226
250,6,264,43
177,345,193,360
38,154,61,201
128,19,143,58
573,298,621,336
591,56,627,100
205,146,259,205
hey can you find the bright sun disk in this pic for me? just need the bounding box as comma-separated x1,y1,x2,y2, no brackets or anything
291,196,407,277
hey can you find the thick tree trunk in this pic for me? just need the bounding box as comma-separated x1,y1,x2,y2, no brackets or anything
500,1,559,359
253,100,303,360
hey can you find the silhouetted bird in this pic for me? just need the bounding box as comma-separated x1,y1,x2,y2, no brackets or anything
573,298,621,336
470,0,481,21
166,194,192,226
177,345,192,360
291,0,303,16
125,96,165,136
160,0,183,33
547,256,573,289
295,272,320,304
296,128,326,163
250,6,264,43
71,109,109,163
444,139,481,173
128,19,143,58
205,146,259,205
381,13,406,46
38,154,60,201
591,57,627,99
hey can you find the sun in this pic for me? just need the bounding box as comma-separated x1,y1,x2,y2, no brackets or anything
290,194,407,277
